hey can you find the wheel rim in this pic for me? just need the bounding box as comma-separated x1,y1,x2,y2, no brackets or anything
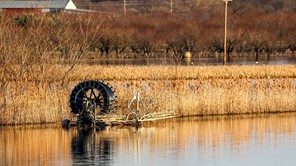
69,80,116,115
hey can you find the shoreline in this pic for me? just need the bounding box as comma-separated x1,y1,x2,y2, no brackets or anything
1,111,296,127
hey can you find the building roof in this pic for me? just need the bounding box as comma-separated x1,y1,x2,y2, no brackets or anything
0,0,77,9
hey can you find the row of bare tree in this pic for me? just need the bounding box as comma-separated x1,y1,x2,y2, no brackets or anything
1,11,296,65
90,11,296,61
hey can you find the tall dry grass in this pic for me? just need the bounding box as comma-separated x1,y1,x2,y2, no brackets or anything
1,64,296,124
1,13,296,124
3,65,296,82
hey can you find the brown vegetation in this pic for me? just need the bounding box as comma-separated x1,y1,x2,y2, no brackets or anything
1,9,296,61
1,64,296,124
75,0,296,14
1,8,296,124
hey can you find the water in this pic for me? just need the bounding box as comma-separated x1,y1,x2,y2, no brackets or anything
1,113,296,166
84,56,296,66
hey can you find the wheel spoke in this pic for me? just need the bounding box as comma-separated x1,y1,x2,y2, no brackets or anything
95,93,101,100
82,93,87,99
96,94,101,101
91,89,97,99
95,94,102,104
70,80,117,115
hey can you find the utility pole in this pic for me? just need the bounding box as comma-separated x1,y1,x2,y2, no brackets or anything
170,0,173,13
123,0,127,18
223,0,232,65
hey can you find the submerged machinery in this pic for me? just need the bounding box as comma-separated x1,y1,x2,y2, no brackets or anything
67,80,175,127
69,80,117,125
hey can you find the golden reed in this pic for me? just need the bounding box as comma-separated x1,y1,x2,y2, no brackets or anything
1,65,296,124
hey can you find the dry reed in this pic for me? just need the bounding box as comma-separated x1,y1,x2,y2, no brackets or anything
1,13,296,125
1,65,296,124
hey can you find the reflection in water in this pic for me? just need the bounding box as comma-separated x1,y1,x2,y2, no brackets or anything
1,113,296,165
0,125,73,166
71,129,113,165
84,56,296,66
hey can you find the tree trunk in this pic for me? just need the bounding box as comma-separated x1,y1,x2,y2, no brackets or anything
255,48,259,62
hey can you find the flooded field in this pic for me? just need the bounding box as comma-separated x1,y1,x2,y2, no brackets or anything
1,113,296,166
84,56,296,66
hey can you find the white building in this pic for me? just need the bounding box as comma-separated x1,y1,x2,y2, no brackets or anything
0,0,78,13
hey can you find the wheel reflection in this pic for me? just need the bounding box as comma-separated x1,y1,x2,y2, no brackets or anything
71,128,114,165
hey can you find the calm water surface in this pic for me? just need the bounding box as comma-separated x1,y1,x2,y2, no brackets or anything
85,56,296,66
1,113,296,166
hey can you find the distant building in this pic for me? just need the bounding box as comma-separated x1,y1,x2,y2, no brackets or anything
0,0,77,13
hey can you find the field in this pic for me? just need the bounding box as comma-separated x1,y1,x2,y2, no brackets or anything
1,65,296,125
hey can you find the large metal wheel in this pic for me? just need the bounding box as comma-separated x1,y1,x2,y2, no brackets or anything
69,80,117,115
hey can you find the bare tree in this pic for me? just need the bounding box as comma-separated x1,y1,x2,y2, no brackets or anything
207,36,223,56
113,28,132,56
246,32,267,62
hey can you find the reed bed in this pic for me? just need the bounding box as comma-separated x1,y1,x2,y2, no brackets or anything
2,64,296,82
1,65,296,124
